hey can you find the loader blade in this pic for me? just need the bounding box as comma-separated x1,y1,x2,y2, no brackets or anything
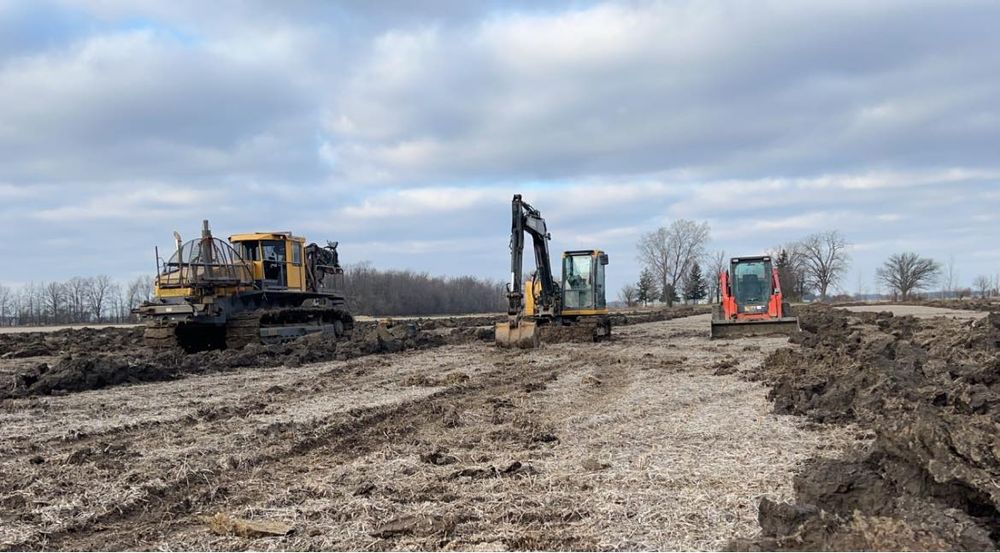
710,317,800,339
495,321,540,348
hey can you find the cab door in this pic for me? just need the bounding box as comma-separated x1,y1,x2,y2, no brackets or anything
261,240,287,288
286,240,305,291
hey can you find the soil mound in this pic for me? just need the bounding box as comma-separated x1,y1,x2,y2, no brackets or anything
1,321,443,399
0,326,143,359
1,306,707,400
736,305,1000,550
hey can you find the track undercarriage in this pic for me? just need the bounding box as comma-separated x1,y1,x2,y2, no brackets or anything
141,292,354,352
496,315,611,348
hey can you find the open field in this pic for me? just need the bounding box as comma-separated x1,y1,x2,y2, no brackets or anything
0,304,997,551
843,304,988,320
0,310,860,551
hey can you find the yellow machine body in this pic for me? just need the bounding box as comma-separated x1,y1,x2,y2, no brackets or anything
137,221,352,352
496,249,610,348
560,249,609,318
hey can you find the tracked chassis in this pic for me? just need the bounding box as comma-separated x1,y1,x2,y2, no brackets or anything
138,290,353,352
496,315,612,348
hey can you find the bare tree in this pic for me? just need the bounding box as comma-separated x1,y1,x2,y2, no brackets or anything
770,243,810,300
43,281,65,324
108,283,126,323
944,255,957,299
87,275,114,322
876,252,942,301
637,220,710,307
0,284,11,326
618,283,638,307
798,231,850,301
126,276,154,307
707,250,726,303
65,276,90,323
973,275,992,298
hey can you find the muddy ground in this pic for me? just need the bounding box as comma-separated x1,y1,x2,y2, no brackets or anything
0,307,708,401
732,304,1000,551
0,310,859,551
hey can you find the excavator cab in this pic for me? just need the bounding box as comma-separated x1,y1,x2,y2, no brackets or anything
561,250,609,316
711,255,800,338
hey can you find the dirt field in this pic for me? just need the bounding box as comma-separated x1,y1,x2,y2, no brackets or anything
844,304,988,320
0,313,859,551
736,304,1000,550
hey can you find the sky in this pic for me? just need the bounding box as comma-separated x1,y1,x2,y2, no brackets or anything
0,0,998,296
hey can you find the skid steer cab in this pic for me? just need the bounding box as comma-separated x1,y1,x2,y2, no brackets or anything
710,255,800,338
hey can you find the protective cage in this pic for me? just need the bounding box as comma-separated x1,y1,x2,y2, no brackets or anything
158,238,253,289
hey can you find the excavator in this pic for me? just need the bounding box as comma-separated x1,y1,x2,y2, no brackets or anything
135,220,353,351
710,255,799,338
496,194,611,348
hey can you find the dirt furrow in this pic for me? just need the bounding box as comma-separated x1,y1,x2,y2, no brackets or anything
1,313,857,551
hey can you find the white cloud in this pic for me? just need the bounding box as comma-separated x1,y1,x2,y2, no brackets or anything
0,0,998,293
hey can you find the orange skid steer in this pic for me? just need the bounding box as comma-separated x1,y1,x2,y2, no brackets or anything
711,255,800,338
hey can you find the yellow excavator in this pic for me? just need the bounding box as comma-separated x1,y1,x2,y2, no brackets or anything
496,194,611,348
135,220,353,351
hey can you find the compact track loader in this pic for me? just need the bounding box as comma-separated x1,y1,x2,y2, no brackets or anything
711,255,799,338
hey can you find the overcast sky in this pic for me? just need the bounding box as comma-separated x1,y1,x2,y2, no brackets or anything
1,0,998,295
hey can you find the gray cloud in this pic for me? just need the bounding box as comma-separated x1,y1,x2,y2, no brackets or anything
0,0,997,296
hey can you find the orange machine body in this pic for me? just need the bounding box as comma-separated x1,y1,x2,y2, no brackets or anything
719,266,785,321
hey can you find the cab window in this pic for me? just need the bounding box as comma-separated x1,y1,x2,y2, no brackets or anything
292,242,302,265
262,241,286,262
563,255,595,310
239,241,260,261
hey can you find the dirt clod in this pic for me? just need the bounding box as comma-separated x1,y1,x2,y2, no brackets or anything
203,512,293,538
371,514,457,538
736,305,1000,550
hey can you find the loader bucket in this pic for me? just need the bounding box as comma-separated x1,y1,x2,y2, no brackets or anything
495,320,540,348
710,317,800,339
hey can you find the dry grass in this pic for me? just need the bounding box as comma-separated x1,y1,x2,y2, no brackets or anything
0,314,860,551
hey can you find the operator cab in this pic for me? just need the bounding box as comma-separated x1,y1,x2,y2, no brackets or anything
230,232,307,291
730,256,774,314
561,250,609,315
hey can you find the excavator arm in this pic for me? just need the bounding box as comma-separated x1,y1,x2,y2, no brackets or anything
498,194,560,348
506,194,558,320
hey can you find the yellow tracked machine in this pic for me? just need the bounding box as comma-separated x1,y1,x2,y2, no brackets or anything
496,195,611,348
135,220,353,351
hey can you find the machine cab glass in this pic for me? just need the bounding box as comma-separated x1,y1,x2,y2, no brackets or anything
229,233,306,291
562,250,609,311
731,257,773,310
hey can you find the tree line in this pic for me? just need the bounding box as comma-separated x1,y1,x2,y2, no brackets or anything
619,222,994,307
0,276,153,326
341,262,506,316
0,264,506,326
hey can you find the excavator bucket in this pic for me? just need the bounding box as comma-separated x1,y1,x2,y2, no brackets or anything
710,316,800,339
495,320,540,348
